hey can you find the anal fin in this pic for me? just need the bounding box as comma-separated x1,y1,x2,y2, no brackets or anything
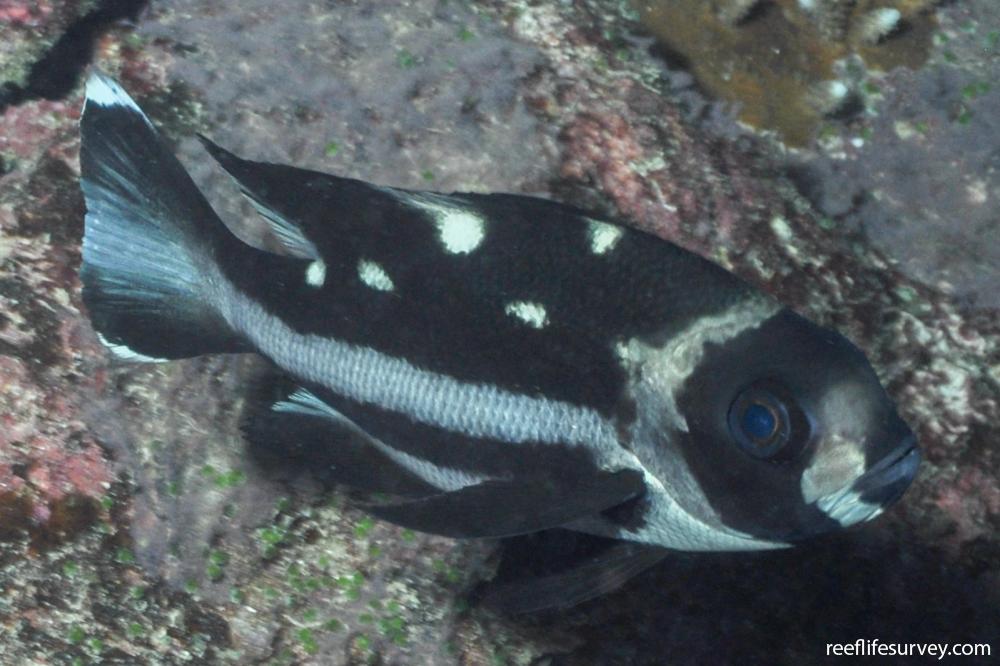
477,533,668,614
363,469,645,539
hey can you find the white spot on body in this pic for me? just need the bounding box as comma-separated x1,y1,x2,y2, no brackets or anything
305,260,326,287
436,210,486,254
825,81,849,101
400,193,486,254
358,259,394,291
586,219,624,255
504,301,549,329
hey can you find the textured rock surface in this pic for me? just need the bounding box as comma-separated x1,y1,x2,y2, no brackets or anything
788,0,1000,311
1,0,997,664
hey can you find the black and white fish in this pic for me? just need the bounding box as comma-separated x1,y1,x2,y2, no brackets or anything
78,72,920,611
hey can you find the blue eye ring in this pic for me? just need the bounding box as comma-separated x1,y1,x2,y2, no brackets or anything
728,385,792,459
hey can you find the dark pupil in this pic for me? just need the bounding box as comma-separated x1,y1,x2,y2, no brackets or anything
742,403,776,441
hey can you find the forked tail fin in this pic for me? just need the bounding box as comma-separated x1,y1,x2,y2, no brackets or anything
79,71,246,361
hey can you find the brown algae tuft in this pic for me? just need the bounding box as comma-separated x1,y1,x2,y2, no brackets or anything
635,0,939,144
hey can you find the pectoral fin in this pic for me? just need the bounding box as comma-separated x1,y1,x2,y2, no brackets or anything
363,469,645,539
241,378,437,497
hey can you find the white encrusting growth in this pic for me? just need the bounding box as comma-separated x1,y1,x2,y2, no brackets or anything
586,218,624,255
357,259,394,291
858,8,901,44
809,80,851,115
85,71,148,120
274,388,482,491
717,0,762,25
305,260,326,287
400,193,486,254
504,301,549,329
96,332,167,363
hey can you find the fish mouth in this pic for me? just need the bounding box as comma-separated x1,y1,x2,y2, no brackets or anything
815,436,920,527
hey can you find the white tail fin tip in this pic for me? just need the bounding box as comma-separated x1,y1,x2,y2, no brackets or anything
96,332,168,363
85,71,146,117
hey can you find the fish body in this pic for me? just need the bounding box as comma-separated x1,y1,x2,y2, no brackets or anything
79,73,919,607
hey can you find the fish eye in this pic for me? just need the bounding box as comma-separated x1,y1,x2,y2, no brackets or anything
727,383,795,459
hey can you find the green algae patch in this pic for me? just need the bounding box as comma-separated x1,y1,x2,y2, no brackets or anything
635,0,937,145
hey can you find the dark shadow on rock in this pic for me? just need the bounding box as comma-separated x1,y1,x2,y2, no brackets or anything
487,527,999,665
0,0,149,111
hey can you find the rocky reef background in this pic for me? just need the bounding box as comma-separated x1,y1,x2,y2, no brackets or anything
1,0,998,663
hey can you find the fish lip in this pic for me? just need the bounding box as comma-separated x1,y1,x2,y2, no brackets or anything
853,435,920,497
815,436,920,527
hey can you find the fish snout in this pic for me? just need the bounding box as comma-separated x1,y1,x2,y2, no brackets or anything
815,434,920,527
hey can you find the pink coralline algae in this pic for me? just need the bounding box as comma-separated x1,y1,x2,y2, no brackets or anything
544,78,775,259
1,90,112,550
0,352,112,548
559,103,756,249
0,100,78,161
0,0,53,27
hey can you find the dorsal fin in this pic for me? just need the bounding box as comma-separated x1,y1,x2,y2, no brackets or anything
198,135,320,261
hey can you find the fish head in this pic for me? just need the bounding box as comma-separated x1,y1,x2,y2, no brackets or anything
625,303,919,546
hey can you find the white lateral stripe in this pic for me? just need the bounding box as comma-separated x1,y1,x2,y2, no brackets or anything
218,273,785,551
222,283,619,450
